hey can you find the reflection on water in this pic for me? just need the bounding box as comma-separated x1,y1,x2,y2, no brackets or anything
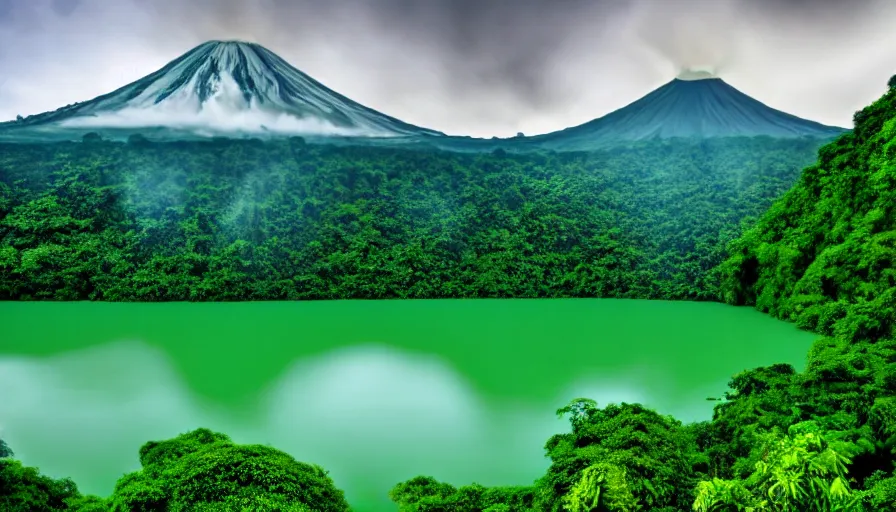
0,342,223,495
0,299,818,512
1,341,573,511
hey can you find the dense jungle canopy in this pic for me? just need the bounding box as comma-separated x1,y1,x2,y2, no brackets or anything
0,135,826,301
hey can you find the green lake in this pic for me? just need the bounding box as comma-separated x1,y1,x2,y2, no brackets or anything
0,299,818,511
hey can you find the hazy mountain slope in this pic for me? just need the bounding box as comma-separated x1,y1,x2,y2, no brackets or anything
718,77,896,342
0,41,444,139
527,76,847,151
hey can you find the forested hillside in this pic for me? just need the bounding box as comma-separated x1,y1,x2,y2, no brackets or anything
719,77,896,342
0,135,824,301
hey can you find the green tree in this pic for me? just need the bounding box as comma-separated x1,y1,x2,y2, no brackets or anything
108,428,349,512
693,422,860,512
389,475,537,512
537,399,699,512
0,135,826,302
719,77,896,343
562,462,639,512
0,439,12,458
0,457,103,512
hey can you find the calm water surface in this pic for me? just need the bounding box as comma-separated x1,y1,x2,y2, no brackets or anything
0,299,818,511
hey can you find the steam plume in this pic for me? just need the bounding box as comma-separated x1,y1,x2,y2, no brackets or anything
628,0,744,77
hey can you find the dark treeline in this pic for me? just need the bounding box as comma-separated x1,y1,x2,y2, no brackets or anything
0,135,824,301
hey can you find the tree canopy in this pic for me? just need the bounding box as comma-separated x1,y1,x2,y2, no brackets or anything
719,75,896,343
108,428,350,512
0,136,825,301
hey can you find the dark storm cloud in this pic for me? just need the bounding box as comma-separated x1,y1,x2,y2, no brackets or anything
0,0,894,137
120,0,630,110
333,0,629,105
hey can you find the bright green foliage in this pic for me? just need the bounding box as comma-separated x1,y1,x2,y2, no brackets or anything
0,457,106,512
188,496,312,511
67,496,111,512
858,471,896,510
0,136,824,301
137,427,231,467
691,478,756,512
710,78,896,509
537,399,699,511
388,475,537,512
388,476,455,511
701,364,802,480
108,428,349,512
693,421,860,512
705,337,896,487
719,82,896,342
562,462,639,512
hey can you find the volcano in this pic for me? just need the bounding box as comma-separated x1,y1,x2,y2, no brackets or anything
526,72,848,151
0,41,444,140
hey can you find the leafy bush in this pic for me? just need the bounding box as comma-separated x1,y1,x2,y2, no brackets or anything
109,428,349,512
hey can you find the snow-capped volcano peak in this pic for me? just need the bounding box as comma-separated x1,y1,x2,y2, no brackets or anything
7,41,443,138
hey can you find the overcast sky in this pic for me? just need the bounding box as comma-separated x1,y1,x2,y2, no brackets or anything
0,0,894,138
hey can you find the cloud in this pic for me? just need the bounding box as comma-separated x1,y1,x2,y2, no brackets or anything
628,0,743,76
0,0,894,137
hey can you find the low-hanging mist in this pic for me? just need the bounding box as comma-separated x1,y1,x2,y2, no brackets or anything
11,40,441,138
0,136,830,301
58,107,375,137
